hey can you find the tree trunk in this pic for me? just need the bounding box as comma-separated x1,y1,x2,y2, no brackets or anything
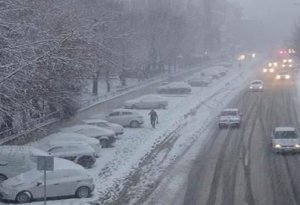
92,70,100,96
105,68,110,92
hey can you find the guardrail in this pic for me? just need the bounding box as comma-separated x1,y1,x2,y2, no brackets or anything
0,111,60,141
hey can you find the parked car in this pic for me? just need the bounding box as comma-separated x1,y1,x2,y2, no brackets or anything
249,80,264,91
272,127,300,153
0,146,48,182
36,132,101,157
187,76,211,87
83,119,124,135
61,125,116,148
36,141,96,168
218,108,242,128
124,94,168,109
106,109,144,128
157,82,192,94
0,158,95,203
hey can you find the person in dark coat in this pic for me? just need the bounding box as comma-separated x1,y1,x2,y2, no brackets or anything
149,109,158,128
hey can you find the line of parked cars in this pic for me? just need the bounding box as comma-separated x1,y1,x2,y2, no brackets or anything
0,65,230,203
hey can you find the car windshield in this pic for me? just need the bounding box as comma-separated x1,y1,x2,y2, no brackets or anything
252,81,261,85
274,131,298,139
221,111,237,116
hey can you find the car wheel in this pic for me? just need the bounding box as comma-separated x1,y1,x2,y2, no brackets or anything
219,124,223,129
100,139,109,148
132,105,138,109
78,156,94,168
76,186,90,198
0,174,7,182
16,191,31,203
130,120,139,128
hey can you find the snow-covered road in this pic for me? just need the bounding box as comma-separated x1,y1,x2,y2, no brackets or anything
2,58,262,205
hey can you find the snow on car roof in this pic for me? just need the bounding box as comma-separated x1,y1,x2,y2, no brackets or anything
275,127,296,132
160,81,191,88
83,119,109,124
47,132,89,139
112,108,140,114
251,80,263,83
54,158,85,170
61,124,114,136
0,145,49,156
61,124,106,132
223,108,239,112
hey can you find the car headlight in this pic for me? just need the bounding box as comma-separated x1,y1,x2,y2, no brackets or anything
263,68,267,72
295,144,300,148
289,64,293,67
283,59,287,63
259,86,262,89
276,75,281,79
282,64,286,68
275,144,281,148
286,75,290,79
270,69,274,72
288,59,293,63
249,86,253,89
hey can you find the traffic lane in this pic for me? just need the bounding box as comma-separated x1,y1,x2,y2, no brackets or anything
182,88,261,205
182,75,300,205
259,77,300,205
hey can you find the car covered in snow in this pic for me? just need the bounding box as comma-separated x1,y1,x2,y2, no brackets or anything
36,141,96,168
105,109,144,128
0,146,49,182
187,76,212,87
157,82,192,94
218,108,242,128
0,158,94,203
83,119,124,135
249,80,264,91
61,125,116,148
272,127,300,153
36,132,101,157
124,94,168,109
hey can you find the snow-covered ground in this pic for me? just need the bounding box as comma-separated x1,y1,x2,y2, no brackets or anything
1,59,261,205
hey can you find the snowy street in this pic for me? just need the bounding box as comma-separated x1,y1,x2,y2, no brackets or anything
2,58,262,205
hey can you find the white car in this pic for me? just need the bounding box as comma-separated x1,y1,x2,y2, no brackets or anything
249,80,264,91
0,158,94,203
218,108,242,128
37,141,96,168
36,132,101,157
83,119,124,135
0,146,48,182
61,125,116,148
276,71,290,80
124,95,168,109
272,127,300,153
106,109,144,128
187,76,212,87
157,82,192,94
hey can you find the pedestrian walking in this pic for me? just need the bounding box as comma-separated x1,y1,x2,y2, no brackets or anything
149,109,158,128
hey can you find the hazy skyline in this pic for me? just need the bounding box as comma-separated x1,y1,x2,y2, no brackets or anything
229,0,300,42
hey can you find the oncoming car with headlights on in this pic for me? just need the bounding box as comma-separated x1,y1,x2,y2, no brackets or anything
249,80,264,91
276,71,291,80
272,127,300,153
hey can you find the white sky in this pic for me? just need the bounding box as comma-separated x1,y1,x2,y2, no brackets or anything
228,0,300,41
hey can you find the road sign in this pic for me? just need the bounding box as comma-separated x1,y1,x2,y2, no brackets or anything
37,156,54,171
